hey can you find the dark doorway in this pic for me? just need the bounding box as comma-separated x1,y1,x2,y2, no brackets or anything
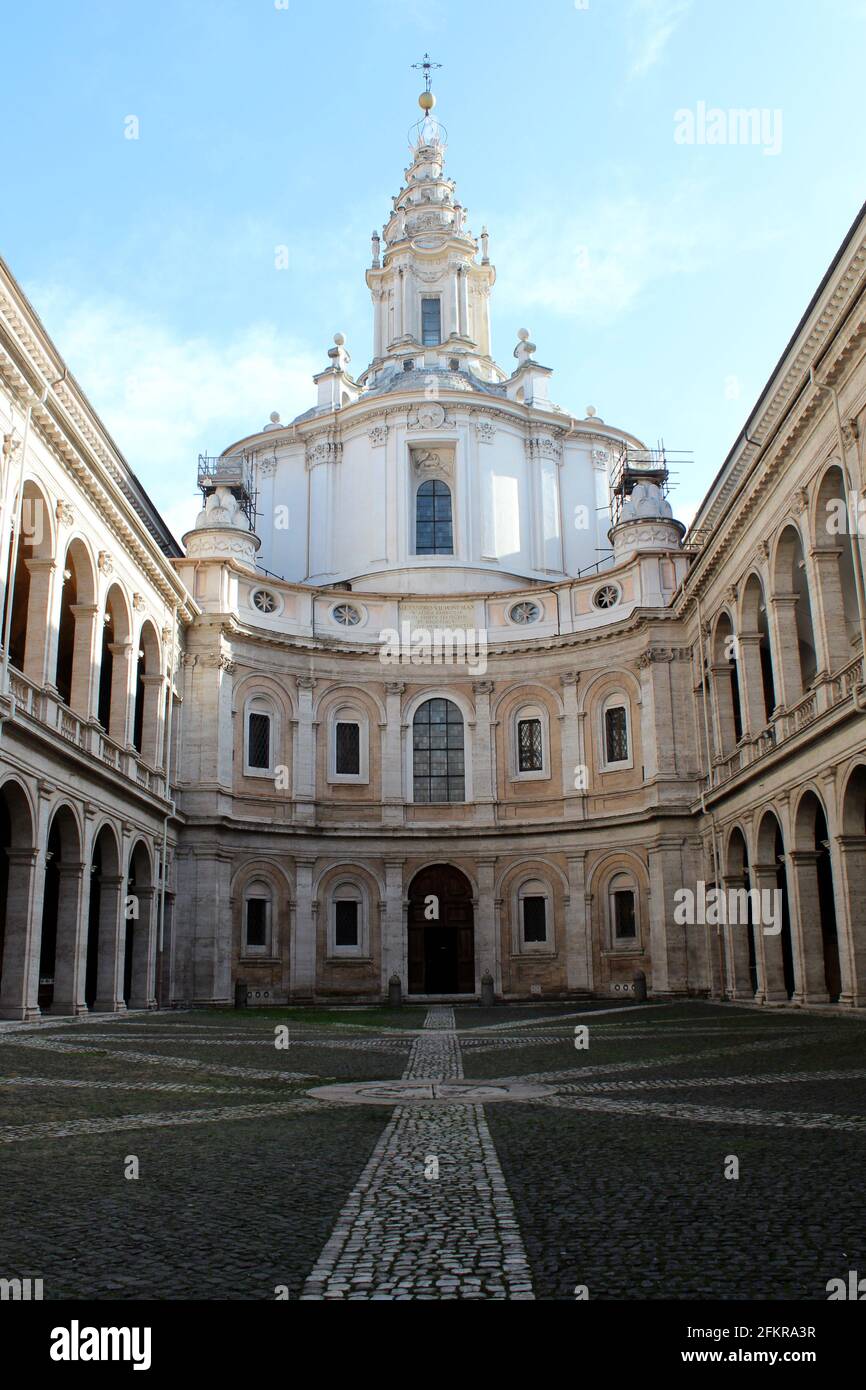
38,821,61,1010
408,864,475,995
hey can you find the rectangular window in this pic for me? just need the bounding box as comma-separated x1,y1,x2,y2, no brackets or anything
421,297,441,346
518,718,544,772
335,721,361,776
335,900,359,948
246,898,268,948
605,706,629,763
248,712,271,770
523,896,547,944
614,890,636,940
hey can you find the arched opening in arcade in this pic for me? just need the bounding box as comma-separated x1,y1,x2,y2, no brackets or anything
795,792,842,1002
407,864,474,995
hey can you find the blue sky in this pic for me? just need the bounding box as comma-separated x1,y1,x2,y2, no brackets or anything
2,0,864,542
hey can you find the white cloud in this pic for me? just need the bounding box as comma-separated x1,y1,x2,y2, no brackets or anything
627,0,691,79
492,185,722,322
25,286,320,541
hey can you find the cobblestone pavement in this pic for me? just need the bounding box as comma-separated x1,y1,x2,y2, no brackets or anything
0,1001,865,1298
302,1007,534,1299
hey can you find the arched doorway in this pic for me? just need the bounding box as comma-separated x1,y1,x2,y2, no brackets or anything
0,778,38,1019
407,865,474,995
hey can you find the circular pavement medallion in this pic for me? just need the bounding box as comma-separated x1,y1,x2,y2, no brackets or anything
306,1079,553,1106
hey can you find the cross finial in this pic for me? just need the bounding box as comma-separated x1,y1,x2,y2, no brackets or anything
411,53,442,94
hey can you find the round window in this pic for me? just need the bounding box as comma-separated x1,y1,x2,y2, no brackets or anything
509,601,541,625
332,603,362,628
252,589,278,614
593,583,621,611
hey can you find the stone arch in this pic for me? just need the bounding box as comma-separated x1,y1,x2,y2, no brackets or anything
498,857,567,960
791,788,841,1001
407,863,474,995
738,571,776,727
753,808,796,1001
132,619,164,764
98,584,133,745
85,821,124,1012
710,610,743,754
125,838,157,1009
771,522,817,700
582,670,641,778
54,537,98,714
0,777,38,1019
2,477,55,681
39,802,84,1011
724,823,758,998
839,764,866,1004
811,462,862,670
316,862,382,971
232,858,292,963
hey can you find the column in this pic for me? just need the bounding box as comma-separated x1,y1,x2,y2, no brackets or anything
69,603,100,718
559,672,584,818
140,673,166,767
0,847,40,1019
721,873,755,1000
129,885,157,1009
51,861,87,1014
565,853,592,991
806,547,850,674
450,269,460,339
382,858,405,991
475,858,496,994
381,682,405,824
710,662,738,757
647,842,688,993
293,676,317,822
835,834,866,1007
786,851,829,1003
471,681,495,824
21,558,56,685
191,851,232,1005
768,592,803,708
751,863,788,1002
737,632,768,736
291,858,316,1000
93,873,126,1012
108,641,133,745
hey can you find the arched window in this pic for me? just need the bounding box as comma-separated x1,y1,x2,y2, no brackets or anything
513,704,549,779
328,703,369,784
608,872,639,946
245,696,275,775
517,878,551,952
415,480,453,556
244,880,272,954
329,881,367,958
413,698,465,803
602,694,631,769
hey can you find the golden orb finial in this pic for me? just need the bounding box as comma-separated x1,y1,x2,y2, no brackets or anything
418,89,436,113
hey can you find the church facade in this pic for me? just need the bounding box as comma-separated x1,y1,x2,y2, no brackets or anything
1,93,865,1016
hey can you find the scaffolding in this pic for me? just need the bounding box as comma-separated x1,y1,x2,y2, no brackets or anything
609,440,690,527
197,451,260,533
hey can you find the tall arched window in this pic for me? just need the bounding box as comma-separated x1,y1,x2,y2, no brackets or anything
415,480,453,556
601,693,631,769
245,696,275,775
413,698,465,803
243,880,272,953
608,872,639,946
517,878,551,952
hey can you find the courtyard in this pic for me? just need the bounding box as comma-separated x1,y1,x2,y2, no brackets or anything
1,1000,865,1301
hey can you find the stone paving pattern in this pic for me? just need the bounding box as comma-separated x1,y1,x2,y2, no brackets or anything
0,1001,864,1299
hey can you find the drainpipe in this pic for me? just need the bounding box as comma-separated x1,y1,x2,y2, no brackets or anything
696,594,728,999
157,604,178,1006
811,369,866,708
